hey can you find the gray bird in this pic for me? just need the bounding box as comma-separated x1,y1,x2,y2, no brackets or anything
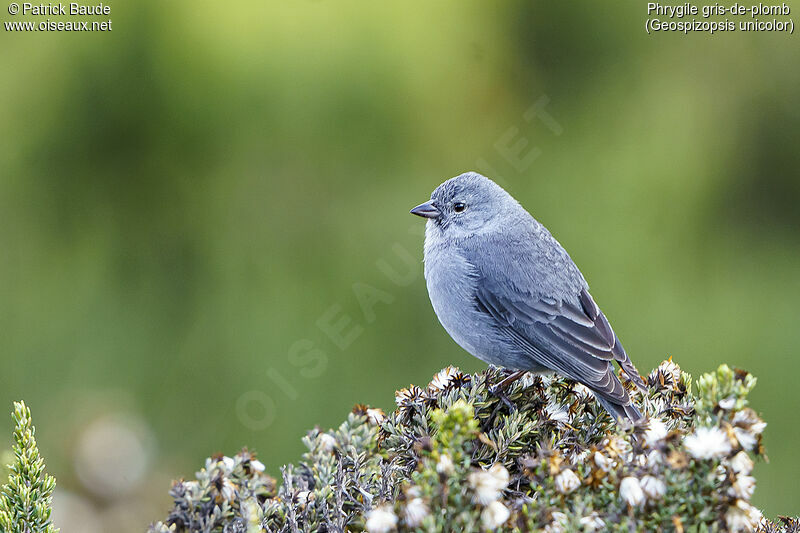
411,172,646,421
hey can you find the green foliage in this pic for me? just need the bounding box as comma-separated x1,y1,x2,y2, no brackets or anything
150,361,798,532
0,401,58,533
695,364,758,422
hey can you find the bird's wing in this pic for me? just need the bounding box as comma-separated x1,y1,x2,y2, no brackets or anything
475,281,632,402
458,225,646,401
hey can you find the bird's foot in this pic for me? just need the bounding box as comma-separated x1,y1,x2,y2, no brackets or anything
488,370,526,412
488,385,516,412
493,370,526,392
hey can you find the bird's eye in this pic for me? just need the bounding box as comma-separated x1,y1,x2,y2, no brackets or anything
453,202,466,213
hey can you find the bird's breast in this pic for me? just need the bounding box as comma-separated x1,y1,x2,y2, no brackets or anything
423,238,511,365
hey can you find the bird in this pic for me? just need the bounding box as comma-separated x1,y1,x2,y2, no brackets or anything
410,172,646,421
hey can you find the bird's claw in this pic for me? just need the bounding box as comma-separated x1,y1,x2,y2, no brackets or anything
488,383,517,412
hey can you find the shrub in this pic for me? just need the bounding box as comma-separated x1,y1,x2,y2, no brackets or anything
148,360,797,532
0,401,58,533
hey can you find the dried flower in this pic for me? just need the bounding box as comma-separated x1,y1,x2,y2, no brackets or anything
395,386,426,407
666,449,689,469
572,383,593,400
733,408,766,434
657,359,682,384
620,476,645,507
366,505,398,533
468,464,509,504
683,426,732,459
554,468,581,494
480,501,510,529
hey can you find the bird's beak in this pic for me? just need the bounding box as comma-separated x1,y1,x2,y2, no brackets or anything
410,201,440,219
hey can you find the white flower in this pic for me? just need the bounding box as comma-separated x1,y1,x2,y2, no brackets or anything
732,409,766,450
295,490,313,507
545,400,571,423
729,475,756,499
480,501,510,529
719,396,736,410
544,511,568,533
220,479,237,502
728,451,754,475
569,449,589,465
641,475,666,499
733,428,757,451
725,499,764,532
555,468,581,494
594,451,613,472
645,450,664,468
366,506,398,533
573,383,593,399
366,408,386,425
656,359,682,384
644,418,668,447
683,426,732,460
250,459,265,472
620,476,645,507
733,409,767,434
579,512,605,532
403,498,429,527
395,386,425,407
468,463,509,504
428,366,465,392
605,436,633,462
635,454,648,468
318,433,337,452
241,497,261,528
436,454,454,476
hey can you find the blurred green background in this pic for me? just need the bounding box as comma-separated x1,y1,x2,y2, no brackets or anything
1,1,798,530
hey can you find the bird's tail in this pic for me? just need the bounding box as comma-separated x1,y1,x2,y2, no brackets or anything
596,394,643,422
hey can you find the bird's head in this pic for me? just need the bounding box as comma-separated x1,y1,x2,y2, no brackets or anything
410,172,518,236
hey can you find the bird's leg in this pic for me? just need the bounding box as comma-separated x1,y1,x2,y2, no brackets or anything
488,370,526,411
494,370,526,391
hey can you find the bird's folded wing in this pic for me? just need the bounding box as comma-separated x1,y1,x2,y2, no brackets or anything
475,282,633,403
